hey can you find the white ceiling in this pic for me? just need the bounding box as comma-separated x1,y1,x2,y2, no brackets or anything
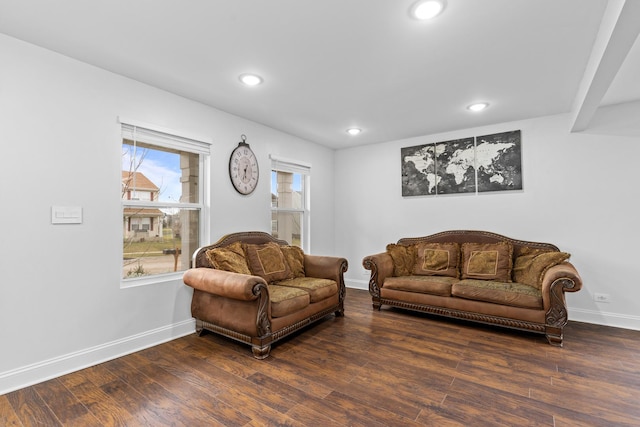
1,0,638,149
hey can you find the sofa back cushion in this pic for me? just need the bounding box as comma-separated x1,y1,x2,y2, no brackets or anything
513,248,570,289
412,242,460,278
205,241,251,274
461,242,513,282
244,242,292,282
280,245,305,278
386,243,416,276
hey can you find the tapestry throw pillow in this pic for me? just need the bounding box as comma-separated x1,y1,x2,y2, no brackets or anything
386,243,416,277
244,242,292,282
461,241,513,282
280,245,305,278
412,242,460,278
205,241,251,274
513,250,570,289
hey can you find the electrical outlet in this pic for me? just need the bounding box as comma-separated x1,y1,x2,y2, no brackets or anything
593,293,611,303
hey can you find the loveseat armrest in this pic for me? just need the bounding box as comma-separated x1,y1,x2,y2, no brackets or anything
183,268,267,301
304,254,349,283
362,252,394,301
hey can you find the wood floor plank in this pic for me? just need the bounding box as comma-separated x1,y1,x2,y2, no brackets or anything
285,402,347,427
134,358,251,426
6,386,62,426
104,357,224,427
0,394,23,427
32,379,101,427
5,288,640,426
444,378,554,426
58,370,140,426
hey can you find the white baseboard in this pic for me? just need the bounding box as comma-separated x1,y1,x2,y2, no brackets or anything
0,318,195,395
346,278,368,290
569,308,640,331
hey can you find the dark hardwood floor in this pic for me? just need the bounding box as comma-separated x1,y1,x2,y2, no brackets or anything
3,288,640,426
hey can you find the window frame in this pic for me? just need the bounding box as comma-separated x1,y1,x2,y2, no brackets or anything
270,155,311,252
119,117,211,287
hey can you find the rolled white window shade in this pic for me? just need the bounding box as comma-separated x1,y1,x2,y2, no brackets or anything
270,154,311,175
119,118,211,155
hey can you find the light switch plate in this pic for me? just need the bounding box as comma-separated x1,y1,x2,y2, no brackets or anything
51,206,83,224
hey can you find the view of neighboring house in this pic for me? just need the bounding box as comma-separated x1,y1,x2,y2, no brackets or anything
122,171,163,242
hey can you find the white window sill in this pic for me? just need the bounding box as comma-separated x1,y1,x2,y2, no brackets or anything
120,271,184,289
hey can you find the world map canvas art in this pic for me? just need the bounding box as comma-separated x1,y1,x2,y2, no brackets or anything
401,130,522,197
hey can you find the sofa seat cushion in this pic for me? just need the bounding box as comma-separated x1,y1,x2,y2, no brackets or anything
383,275,457,297
275,277,338,303
451,279,542,309
268,284,310,318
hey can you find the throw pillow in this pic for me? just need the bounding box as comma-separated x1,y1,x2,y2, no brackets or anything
513,251,570,289
461,241,513,282
280,245,305,278
412,242,460,278
244,242,292,282
386,244,416,277
205,241,251,274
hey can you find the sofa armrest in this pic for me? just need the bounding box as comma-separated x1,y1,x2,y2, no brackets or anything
362,252,394,298
183,268,267,301
541,262,582,294
541,262,582,328
304,254,348,282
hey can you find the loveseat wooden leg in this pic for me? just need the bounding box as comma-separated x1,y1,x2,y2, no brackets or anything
195,319,205,336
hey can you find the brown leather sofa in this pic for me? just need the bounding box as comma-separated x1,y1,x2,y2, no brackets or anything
183,231,348,358
363,230,582,346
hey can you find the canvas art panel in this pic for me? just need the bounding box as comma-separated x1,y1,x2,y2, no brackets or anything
401,130,522,196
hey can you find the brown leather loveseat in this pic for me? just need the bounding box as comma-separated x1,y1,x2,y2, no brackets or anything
363,230,582,346
183,231,348,358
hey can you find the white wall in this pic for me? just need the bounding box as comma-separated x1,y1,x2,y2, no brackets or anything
335,113,640,331
0,34,336,393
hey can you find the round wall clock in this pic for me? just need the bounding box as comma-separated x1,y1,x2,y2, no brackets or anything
229,134,259,195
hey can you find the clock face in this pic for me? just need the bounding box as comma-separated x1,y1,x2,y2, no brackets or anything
229,143,259,195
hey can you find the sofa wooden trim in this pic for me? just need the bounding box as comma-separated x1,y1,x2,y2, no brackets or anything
363,230,582,346
185,231,348,358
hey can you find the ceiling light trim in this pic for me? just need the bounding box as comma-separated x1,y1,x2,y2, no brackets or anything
411,0,446,20
467,102,490,112
239,73,263,87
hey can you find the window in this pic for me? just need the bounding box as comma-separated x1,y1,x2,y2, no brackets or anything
120,118,210,284
270,155,310,251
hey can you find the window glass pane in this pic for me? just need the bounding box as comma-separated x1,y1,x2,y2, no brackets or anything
123,207,199,279
122,137,202,281
272,170,304,209
271,211,302,247
122,140,199,204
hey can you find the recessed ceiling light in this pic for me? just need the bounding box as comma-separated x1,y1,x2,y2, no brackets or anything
239,73,263,87
411,0,446,20
467,102,489,112
346,128,362,136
